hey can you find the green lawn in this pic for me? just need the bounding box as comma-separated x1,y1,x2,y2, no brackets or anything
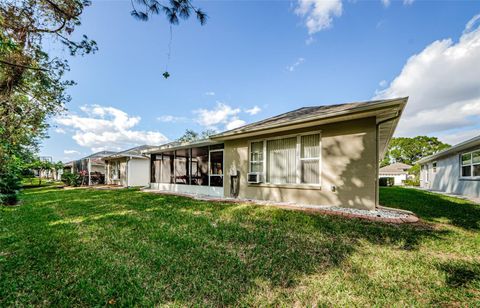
1,187,479,306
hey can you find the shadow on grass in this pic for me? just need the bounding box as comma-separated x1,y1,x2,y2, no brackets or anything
0,187,450,306
438,261,480,288
0,190,445,306
380,187,480,230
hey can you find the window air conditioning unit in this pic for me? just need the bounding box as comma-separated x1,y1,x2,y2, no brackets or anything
247,172,264,184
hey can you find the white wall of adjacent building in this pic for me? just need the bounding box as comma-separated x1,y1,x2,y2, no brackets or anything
127,159,150,187
420,149,480,198
379,173,408,186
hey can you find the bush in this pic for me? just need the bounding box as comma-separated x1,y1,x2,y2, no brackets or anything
0,172,21,205
404,178,420,186
0,193,18,205
61,172,81,187
379,177,395,187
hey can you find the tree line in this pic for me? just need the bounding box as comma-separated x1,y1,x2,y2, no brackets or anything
0,0,207,205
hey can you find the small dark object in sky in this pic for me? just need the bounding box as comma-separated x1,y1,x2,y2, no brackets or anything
163,71,170,79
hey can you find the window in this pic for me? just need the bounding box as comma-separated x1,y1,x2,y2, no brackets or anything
300,134,321,184
267,137,297,184
433,162,437,173
250,132,321,185
461,150,480,178
250,141,264,173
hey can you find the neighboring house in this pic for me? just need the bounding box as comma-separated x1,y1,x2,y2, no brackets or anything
379,162,412,186
70,151,115,185
145,97,407,210
104,145,155,187
418,135,480,198
63,161,73,174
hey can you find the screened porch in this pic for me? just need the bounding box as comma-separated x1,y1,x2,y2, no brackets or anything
149,143,224,197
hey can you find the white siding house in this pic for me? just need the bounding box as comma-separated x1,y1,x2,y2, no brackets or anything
418,135,480,198
104,145,155,188
379,162,412,186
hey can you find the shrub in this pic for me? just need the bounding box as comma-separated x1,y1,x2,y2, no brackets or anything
61,172,81,187
0,193,18,205
0,172,21,205
379,177,395,187
404,178,420,186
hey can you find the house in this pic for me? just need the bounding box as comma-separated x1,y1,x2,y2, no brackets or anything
417,135,480,198
379,162,412,186
70,151,115,185
145,97,408,210
104,145,155,187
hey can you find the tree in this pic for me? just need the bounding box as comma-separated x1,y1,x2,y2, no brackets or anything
381,136,451,167
177,129,216,142
130,0,207,25
129,0,207,78
0,0,208,204
0,0,96,204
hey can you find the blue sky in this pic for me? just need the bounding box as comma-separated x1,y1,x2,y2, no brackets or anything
40,0,480,161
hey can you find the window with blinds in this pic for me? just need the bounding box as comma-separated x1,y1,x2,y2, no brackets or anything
300,134,320,184
251,133,321,185
267,137,297,184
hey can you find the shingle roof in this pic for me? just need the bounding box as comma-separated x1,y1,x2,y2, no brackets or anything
211,98,406,139
83,151,116,159
105,145,156,159
379,162,412,174
417,134,480,164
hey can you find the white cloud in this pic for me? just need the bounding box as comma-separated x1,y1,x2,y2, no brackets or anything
157,115,187,123
55,128,66,134
379,80,387,87
381,0,390,7
56,105,168,152
204,91,215,96
245,106,262,115
403,0,414,5
295,0,343,34
286,57,305,72
374,14,480,142
437,128,480,146
194,102,247,130
464,13,480,34
64,150,80,155
226,118,247,130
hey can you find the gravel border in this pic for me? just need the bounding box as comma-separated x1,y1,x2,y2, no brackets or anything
142,189,419,224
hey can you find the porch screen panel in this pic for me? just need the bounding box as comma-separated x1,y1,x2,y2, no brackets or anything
300,134,320,184
266,137,297,184
160,154,174,183
174,149,189,184
191,147,209,186
151,156,161,183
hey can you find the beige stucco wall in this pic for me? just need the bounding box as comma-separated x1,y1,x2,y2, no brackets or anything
223,117,377,210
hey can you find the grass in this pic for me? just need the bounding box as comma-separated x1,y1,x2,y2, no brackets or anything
21,178,63,188
0,186,479,306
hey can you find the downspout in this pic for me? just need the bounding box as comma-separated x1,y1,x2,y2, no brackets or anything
375,114,401,208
